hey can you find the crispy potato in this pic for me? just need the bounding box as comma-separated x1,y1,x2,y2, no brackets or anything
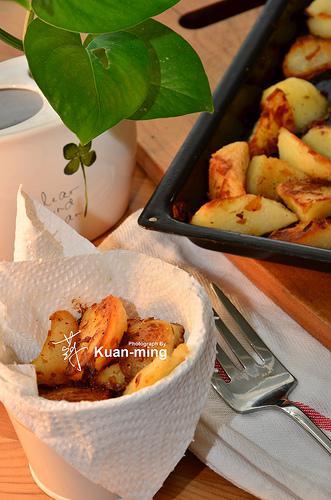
32,310,78,386
119,318,180,383
247,155,306,200
67,295,127,380
270,219,331,249
39,386,111,402
209,142,249,199
249,89,295,156
306,0,331,16
283,35,331,79
124,343,189,396
171,323,185,347
94,363,126,391
278,127,331,180
308,15,331,39
262,78,328,132
306,0,331,39
277,180,331,221
302,125,331,160
191,194,298,236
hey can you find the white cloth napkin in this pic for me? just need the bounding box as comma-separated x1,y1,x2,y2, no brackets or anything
100,212,331,500
14,193,331,500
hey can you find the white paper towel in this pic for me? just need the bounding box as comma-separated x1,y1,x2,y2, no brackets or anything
0,191,216,500
14,186,97,262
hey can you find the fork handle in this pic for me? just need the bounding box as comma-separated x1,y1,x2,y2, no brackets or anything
278,400,331,455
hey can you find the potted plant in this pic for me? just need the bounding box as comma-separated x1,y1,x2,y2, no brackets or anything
0,0,212,259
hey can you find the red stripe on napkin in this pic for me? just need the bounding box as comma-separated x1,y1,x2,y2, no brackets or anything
215,359,231,383
293,402,331,432
215,361,331,431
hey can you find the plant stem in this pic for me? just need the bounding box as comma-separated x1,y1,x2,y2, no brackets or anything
23,6,34,40
0,28,23,51
81,161,89,217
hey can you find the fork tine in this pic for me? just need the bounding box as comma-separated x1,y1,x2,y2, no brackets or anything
215,342,238,380
211,370,234,402
211,283,273,362
214,310,254,368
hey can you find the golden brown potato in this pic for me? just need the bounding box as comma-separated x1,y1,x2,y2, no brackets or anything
283,35,331,79
119,318,181,383
191,194,298,236
94,363,126,392
247,155,306,200
262,78,328,132
308,15,331,39
39,385,111,402
67,295,127,380
270,219,331,249
249,89,295,156
209,142,249,199
171,323,185,347
306,0,331,16
302,125,331,160
124,343,189,396
278,127,331,180
277,180,331,222
32,310,78,386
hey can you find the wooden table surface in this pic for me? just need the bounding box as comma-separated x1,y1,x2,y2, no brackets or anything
0,2,259,498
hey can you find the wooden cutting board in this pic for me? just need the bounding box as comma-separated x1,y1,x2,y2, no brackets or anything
137,1,331,349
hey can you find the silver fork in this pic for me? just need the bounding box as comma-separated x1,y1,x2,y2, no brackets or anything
191,270,331,455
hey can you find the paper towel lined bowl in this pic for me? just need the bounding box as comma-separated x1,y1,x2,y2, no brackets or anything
0,249,215,499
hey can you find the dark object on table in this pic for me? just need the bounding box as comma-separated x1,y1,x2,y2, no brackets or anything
139,0,331,270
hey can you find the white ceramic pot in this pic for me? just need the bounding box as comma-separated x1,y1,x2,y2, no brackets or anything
0,56,137,261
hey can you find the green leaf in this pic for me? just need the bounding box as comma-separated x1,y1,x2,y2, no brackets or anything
63,143,79,159
128,20,213,120
82,150,96,166
31,0,180,33
64,158,80,174
24,19,151,144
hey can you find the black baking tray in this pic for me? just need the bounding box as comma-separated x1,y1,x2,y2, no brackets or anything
139,0,331,271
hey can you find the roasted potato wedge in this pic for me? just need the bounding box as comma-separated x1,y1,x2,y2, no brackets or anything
35,295,187,400
278,127,331,180
191,194,298,236
247,155,306,200
94,363,126,392
67,295,127,380
249,89,295,156
277,180,331,221
171,323,185,347
262,78,328,132
124,343,189,396
209,142,249,199
119,318,181,383
277,180,331,222
302,125,331,160
270,219,331,249
283,35,331,79
32,310,78,386
306,0,331,16
39,385,111,402
308,15,331,39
